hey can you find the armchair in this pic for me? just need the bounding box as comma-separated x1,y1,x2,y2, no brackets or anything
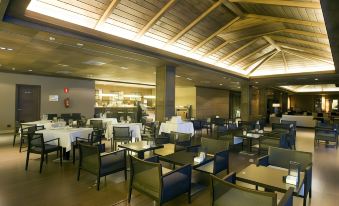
19,124,36,152
77,143,126,190
90,120,103,130
155,132,192,152
259,132,289,154
195,149,229,175
141,122,157,143
210,172,294,206
25,133,62,173
314,127,338,148
128,155,191,206
111,127,132,150
257,147,312,206
190,137,229,155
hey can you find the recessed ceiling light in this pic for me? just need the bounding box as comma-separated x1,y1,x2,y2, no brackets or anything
237,87,241,89
315,78,319,81
57,64,69,67
255,82,259,84
83,60,106,66
87,74,93,77
28,69,32,72
76,43,84,46
176,75,181,78
120,66,128,70
219,83,223,86
56,70,72,74
0,47,6,50
11,67,15,70
49,37,55,41
186,78,192,81
7,48,13,51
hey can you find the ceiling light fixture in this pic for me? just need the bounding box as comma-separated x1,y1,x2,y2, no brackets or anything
186,78,192,81
176,75,181,78
0,47,6,50
12,67,15,70
255,82,259,84
7,48,13,51
76,43,84,46
120,66,128,70
315,78,319,81
49,36,55,41
28,69,33,72
219,83,223,86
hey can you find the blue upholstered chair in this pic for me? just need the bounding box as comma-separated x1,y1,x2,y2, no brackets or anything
210,172,294,206
128,155,192,206
195,150,229,175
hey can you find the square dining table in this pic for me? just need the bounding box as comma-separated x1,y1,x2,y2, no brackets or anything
118,141,163,159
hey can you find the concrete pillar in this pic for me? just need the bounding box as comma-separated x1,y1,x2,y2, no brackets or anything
155,65,176,121
281,92,288,113
241,82,250,121
259,88,267,117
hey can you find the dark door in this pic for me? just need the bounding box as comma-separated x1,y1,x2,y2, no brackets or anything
16,84,41,122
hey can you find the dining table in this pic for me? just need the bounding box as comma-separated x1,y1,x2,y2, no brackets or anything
159,121,195,136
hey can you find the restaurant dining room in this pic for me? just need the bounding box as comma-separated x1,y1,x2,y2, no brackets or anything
1,0,339,206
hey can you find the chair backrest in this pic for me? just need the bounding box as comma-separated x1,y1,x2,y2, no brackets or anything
72,113,81,120
89,129,103,144
47,114,58,120
268,147,312,171
272,123,291,132
280,120,297,130
210,175,277,206
129,155,162,200
238,121,255,130
21,124,37,136
201,137,229,155
90,120,103,130
191,120,203,130
79,143,100,174
60,113,71,121
169,132,191,143
212,118,225,126
216,126,228,137
28,133,44,151
113,127,130,139
316,122,336,130
213,150,229,174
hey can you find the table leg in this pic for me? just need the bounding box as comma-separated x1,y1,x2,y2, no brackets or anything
63,148,70,160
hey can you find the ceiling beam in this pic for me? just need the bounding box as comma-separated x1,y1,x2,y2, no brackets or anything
281,51,288,71
217,38,258,63
245,14,326,28
263,36,281,51
94,0,120,29
248,50,280,75
231,44,270,66
167,0,222,45
284,29,328,39
229,0,321,9
277,43,332,58
283,48,334,64
190,17,240,52
242,49,277,70
204,41,230,57
221,0,245,18
136,0,177,39
270,35,329,49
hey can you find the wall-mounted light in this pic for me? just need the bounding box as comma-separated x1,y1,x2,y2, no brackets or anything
272,103,280,108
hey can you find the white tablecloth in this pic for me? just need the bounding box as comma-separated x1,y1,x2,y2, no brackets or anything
106,123,142,141
86,118,118,127
22,120,62,129
36,127,93,152
159,122,195,136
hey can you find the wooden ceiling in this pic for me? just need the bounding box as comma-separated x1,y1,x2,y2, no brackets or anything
10,0,333,78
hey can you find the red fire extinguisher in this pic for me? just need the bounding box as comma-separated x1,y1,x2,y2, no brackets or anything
64,97,70,108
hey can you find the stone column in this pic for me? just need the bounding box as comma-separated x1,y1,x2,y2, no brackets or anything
155,65,176,121
241,82,250,121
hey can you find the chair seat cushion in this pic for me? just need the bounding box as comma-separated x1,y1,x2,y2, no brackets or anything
100,154,125,175
31,144,59,153
162,172,189,202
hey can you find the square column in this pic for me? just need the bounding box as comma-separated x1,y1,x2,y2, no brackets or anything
241,82,250,121
155,65,176,121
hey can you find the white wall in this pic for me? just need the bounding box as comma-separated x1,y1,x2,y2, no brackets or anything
0,72,95,132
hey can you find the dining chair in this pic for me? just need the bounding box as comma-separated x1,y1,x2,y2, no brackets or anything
19,124,36,152
128,155,191,206
257,147,312,206
47,113,58,120
141,122,157,143
210,173,294,206
77,143,126,190
112,127,132,150
195,149,229,175
12,121,20,146
72,129,104,164
90,120,103,130
25,133,62,173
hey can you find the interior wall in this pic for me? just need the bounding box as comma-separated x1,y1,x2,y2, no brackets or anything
175,86,196,117
0,72,95,132
289,94,316,112
196,87,229,119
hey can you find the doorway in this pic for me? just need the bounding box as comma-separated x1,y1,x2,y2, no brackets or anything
16,84,41,123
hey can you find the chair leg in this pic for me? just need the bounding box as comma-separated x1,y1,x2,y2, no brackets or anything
60,148,63,167
19,136,23,153
128,187,132,203
77,168,81,181
303,196,307,206
39,153,44,173
25,151,30,170
73,145,76,164
45,154,48,164
13,133,17,147
124,168,127,180
309,187,312,198
97,176,100,191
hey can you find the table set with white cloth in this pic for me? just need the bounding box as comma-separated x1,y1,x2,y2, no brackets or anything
86,118,118,138
159,121,195,136
35,127,93,152
21,120,66,130
106,123,142,141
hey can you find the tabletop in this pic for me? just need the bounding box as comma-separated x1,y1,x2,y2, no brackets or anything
236,164,304,194
159,121,195,136
118,141,163,152
160,150,213,168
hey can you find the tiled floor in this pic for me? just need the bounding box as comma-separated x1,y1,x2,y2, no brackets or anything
0,128,338,206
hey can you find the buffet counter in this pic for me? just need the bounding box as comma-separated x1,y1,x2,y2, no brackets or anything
281,115,316,128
